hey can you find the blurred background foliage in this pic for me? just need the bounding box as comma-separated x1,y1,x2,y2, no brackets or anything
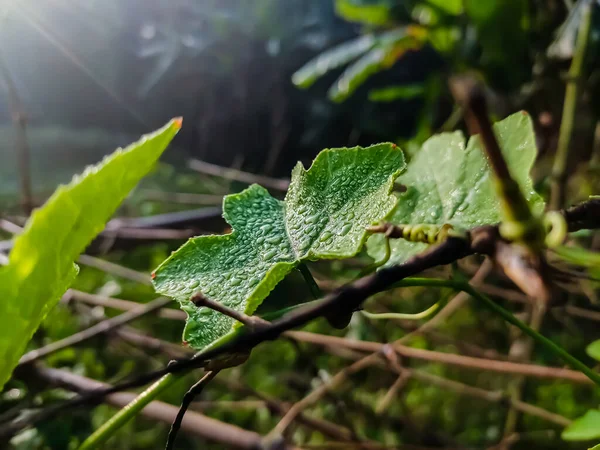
1,0,600,449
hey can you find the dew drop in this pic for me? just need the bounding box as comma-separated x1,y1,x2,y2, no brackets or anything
262,249,278,261
338,224,352,236
320,231,333,242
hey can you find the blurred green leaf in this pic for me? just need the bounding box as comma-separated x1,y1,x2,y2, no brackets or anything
562,409,600,441
329,28,426,102
153,144,405,350
292,34,376,89
367,112,544,265
554,245,600,268
368,83,425,102
0,119,181,390
588,340,600,361
334,0,393,26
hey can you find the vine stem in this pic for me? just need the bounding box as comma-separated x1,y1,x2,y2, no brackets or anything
78,373,179,450
551,0,593,210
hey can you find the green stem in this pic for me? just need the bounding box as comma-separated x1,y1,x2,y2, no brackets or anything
298,263,322,299
79,373,180,450
551,1,592,210
396,277,600,387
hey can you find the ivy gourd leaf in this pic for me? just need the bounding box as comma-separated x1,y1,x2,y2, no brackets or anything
0,119,181,390
367,112,544,265
587,340,600,361
562,409,600,441
152,144,405,350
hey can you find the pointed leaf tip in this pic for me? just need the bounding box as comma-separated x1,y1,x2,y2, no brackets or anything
173,117,183,129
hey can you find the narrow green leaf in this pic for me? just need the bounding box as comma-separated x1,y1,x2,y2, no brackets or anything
554,245,600,279
334,0,393,26
554,245,600,268
587,340,600,361
153,144,406,350
291,34,376,89
0,119,181,390
368,84,425,102
590,444,600,450
328,29,425,103
367,112,544,264
562,410,600,441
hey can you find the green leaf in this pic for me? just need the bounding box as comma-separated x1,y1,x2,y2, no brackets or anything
368,84,425,102
590,444,600,450
0,119,181,390
554,245,600,268
562,410,600,441
554,245,600,279
334,0,393,26
587,340,600,362
291,34,376,89
328,28,426,103
367,112,544,265
153,144,406,350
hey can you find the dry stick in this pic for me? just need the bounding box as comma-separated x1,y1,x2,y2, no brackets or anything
378,340,571,428
218,378,357,443
165,370,219,450
564,305,600,322
69,289,186,321
286,331,592,384
550,1,593,210
31,365,270,450
76,254,152,285
188,158,290,191
0,46,33,214
18,296,172,366
303,335,572,428
268,264,492,439
115,328,191,360
139,189,225,206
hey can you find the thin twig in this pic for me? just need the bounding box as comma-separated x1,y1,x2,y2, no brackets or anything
68,289,186,320
18,297,171,365
165,370,219,450
140,189,224,205
76,254,152,285
188,158,290,191
26,365,271,449
286,331,592,384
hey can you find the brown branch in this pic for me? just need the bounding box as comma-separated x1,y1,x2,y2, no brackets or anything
76,254,152,285
26,365,279,449
18,297,172,366
69,289,186,321
188,158,290,191
286,331,592,384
